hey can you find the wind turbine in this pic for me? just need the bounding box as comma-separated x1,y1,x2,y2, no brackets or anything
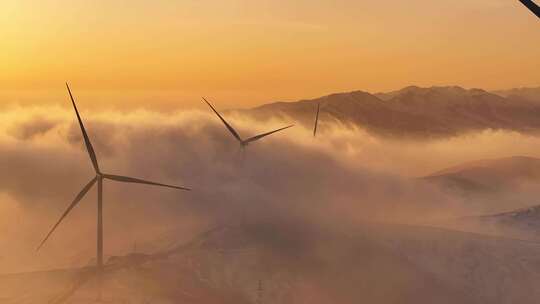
519,0,540,18
37,83,190,273
203,98,293,148
313,102,320,137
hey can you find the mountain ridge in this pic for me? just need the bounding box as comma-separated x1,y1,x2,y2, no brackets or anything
422,155,540,194
243,85,540,138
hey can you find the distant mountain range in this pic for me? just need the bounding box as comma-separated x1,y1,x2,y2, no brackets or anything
244,86,540,138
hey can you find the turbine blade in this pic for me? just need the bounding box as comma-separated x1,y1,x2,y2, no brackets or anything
519,0,540,18
313,102,320,137
66,83,100,173
202,97,242,142
103,174,190,191
244,125,294,144
37,177,97,251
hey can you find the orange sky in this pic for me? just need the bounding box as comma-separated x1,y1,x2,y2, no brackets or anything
0,0,539,109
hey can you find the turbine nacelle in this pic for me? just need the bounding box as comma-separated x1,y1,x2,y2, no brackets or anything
203,97,294,148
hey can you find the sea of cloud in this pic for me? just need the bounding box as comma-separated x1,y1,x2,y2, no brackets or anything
1,104,540,273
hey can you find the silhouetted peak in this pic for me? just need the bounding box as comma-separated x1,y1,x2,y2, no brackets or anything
322,90,379,101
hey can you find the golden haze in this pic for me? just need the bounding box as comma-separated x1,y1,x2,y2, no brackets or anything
0,0,539,109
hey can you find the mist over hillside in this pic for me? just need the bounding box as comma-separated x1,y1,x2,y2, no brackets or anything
1,0,538,301
2,104,540,303
423,156,540,194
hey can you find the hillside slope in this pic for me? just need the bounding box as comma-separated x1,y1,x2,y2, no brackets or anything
245,86,540,138
5,222,540,303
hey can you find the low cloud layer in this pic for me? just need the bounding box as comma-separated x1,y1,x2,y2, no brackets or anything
2,105,540,273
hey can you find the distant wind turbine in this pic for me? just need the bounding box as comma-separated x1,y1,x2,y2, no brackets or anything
37,83,190,273
519,0,540,18
203,98,293,148
313,102,320,137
